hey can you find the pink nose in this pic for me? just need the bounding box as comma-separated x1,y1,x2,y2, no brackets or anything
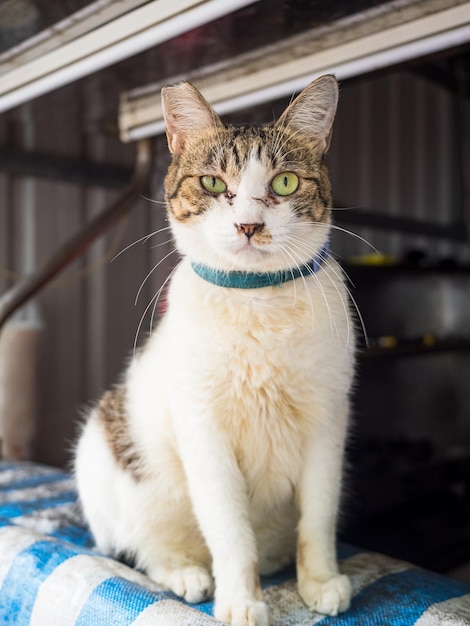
236,223,265,239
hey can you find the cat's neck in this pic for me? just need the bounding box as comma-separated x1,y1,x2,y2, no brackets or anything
191,243,329,290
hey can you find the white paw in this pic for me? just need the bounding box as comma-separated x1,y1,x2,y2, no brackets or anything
215,598,269,626
162,566,214,603
298,573,351,616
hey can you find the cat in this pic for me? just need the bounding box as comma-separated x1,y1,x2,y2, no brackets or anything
74,74,355,626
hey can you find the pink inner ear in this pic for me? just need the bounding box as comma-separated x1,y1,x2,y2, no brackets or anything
169,135,182,154
275,76,338,150
162,83,224,155
163,104,185,155
166,115,184,154
164,110,194,155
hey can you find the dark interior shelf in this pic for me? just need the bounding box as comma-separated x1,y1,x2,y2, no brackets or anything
359,336,470,359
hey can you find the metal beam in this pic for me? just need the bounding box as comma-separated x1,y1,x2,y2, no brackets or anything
0,0,259,113
119,0,470,141
0,146,133,188
335,208,468,242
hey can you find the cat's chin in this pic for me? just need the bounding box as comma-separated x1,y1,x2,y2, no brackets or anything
227,245,277,272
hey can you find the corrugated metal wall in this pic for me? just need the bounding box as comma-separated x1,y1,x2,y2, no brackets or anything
328,70,467,263
0,73,172,466
0,67,467,467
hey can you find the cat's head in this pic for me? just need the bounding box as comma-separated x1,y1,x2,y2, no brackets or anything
162,75,338,274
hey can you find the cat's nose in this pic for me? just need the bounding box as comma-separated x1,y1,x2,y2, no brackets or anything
236,223,265,239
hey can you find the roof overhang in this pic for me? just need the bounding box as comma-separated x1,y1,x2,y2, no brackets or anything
119,0,470,141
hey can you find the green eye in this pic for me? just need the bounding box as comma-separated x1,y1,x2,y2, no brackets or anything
201,175,227,194
271,172,299,196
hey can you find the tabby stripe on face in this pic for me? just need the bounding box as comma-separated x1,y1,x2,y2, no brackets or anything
268,150,279,170
219,152,227,172
168,174,192,200
176,205,207,221
306,176,330,209
230,142,241,168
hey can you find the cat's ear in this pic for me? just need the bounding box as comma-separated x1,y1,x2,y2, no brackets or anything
276,75,339,152
161,82,223,154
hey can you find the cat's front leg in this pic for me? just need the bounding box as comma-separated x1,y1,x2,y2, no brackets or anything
175,414,269,626
296,398,351,616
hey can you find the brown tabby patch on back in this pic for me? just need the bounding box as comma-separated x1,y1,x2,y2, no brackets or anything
164,122,333,225
95,387,146,481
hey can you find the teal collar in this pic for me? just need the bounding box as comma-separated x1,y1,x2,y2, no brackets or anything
191,243,329,289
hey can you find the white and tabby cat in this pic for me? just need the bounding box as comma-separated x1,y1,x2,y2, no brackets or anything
75,75,355,626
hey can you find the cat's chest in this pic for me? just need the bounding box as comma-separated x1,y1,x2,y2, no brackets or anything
187,289,318,497
194,289,316,389
154,266,347,500
168,263,335,396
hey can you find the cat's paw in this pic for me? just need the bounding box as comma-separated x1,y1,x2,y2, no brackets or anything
157,565,214,603
298,573,351,616
215,598,269,626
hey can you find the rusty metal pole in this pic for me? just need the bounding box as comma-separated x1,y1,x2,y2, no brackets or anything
0,139,153,331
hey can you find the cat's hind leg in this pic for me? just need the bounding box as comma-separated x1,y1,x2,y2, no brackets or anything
135,512,215,603
74,416,121,556
76,414,215,603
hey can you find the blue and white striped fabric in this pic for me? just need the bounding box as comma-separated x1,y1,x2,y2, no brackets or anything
0,461,469,625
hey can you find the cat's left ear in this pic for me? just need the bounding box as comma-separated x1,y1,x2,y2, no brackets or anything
161,82,223,155
275,75,339,153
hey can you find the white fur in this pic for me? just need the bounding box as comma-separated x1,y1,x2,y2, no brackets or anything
173,152,328,275
75,252,354,624
75,78,354,626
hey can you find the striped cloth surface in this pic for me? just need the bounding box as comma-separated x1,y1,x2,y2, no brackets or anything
0,461,469,626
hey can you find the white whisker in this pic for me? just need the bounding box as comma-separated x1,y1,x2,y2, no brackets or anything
273,146,303,163
149,260,182,333
112,226,172,262
324,223,381,255
316,246,368,349
287,220,381,260
133,291,159,355
278,248,298,308
134,248,178,306
285,240,338,341
150,237,175,249
272,126,304,165
317,260,352,350
323,257,368,348
285,233,353,346
283,223,370,347
141,195,167,205
282,246,315,332
133,259,182,354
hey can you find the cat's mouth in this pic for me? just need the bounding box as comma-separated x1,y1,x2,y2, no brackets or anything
227,241,275,271
235,228,273,253
234,240,270,257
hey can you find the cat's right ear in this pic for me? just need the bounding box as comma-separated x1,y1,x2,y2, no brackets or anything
161,82,223,155
275,75,339,153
